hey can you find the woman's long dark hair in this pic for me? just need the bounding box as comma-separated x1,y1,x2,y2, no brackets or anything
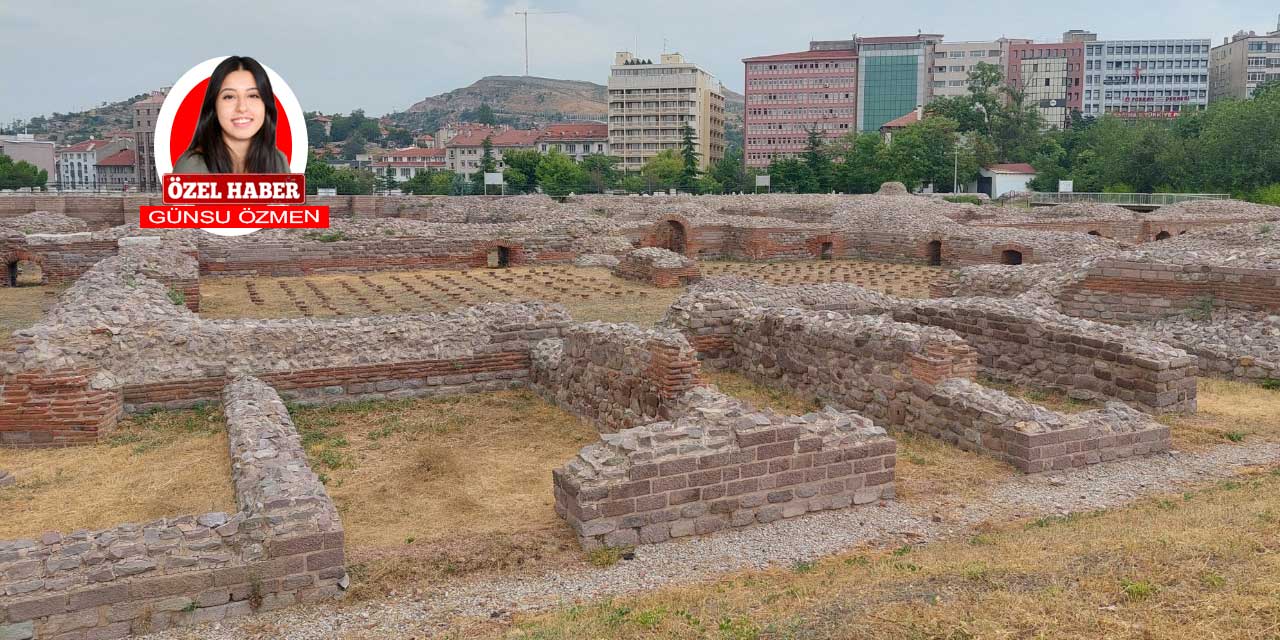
185,56,278,173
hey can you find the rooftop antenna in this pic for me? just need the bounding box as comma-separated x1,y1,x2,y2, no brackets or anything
513,8,568,76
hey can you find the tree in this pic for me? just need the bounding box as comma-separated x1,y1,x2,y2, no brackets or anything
535,149,585,196
469,136,498,193
680,123,700,191
341,133,367,161
695,174,723,194
382,168,399,192
884,117,977,193
303,152,335,194
641,149,684,192
767,158,816,193
304,114,329,146
709,147,751,193
384,127,414,147
501,149,542,193
579,154,619,193
0,154,48,190
828,132,889,194
802,129,833,192
474,103,497,125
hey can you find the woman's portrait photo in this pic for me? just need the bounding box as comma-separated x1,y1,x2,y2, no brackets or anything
175,56,290,174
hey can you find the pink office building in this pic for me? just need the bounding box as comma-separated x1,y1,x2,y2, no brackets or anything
742,43,858,169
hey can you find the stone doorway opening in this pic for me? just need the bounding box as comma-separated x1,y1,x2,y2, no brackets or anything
927,240,943,266
1001,249,1024,265
820,242,834,260
488,246,511,268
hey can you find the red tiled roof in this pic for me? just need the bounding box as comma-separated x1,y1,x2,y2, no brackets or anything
383,147,445,159
743,49,858,63
880,109,922,129
985,163,1037,174
491,129,541,147
60,139,117,154
371,160,445,168
134,93,165,105
96,148,135,166
538,123,608,141
445,127,499,147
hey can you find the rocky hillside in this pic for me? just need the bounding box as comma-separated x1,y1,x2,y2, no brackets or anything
3,92,151,144
387,75,743,133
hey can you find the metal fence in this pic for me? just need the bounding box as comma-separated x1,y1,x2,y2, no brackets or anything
1030,192,1232,207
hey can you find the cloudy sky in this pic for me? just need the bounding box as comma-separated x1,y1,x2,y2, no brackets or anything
1,0,1275,123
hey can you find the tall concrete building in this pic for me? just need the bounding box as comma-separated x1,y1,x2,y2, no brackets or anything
1210,25,1280,101
0,134,56,178
132,92,166,191
742,41,858,169
855,34,944,133
932,38,1032,99
607,52,726,173
1082,37,1210,118
1007,41,1085,129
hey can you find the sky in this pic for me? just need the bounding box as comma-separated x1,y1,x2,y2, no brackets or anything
1,0,1277,124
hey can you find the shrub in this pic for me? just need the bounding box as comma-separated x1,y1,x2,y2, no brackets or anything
943,194,982,205
1250,183,1280,206
166,287,186,306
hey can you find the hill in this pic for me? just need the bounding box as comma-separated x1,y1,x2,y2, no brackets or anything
386,75,744,134
2,92,151,144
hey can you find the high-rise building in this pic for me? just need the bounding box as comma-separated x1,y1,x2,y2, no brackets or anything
608,52,726,173
742,42,858,169
1006,41,1085,129
1210,25,1280,101
931,38,1032,99
1082,38,1210,118
855,34,944,132
132,92,166,191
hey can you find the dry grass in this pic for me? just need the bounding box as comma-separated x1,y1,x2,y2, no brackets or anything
976,375,1103,414
705,371,1013,508
0,284,63,349
197,260,946,327
0,405,234,538
1162,377,1280,449
498,468,1280,640
285,390,600,596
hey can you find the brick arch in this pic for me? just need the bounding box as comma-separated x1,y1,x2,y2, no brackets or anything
991,243,1032,265
640,215,695,257
806,234,844,260
920,236,947,266
472,241,525,268
0,247,46,287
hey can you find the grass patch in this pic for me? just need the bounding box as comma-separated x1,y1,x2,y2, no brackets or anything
976,376,1102,414
286,389,599,596
0,406,234,538
1161,377,1280,449
498,470,1280,639
0,284,64,349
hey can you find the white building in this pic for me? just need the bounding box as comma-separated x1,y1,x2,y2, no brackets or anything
932,38,1032,98
608,51,725,172
56,138,132,189
536,123,609,161
1083,37,1211,118
971,163,1037,198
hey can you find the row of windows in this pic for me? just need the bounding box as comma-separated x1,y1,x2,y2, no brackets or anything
611,68,697,77
747,61,855,72
1083,103,1202,114
1247,57,1280,67
1245,42,1280,52
943,49,1000,58
1088,58,1207,70
747,122,853,133
1012,47,1081,60
747,77,855,89
1087,43,1209,56
1085,74,1208,86
1084,89,1207,100
747,93,853,103
746,107,855,118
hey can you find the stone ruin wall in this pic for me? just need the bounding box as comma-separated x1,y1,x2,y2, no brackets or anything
552,387,896,550
530,323,703,433
1058,258,1280,323
0,377,344,640
612,248,702,288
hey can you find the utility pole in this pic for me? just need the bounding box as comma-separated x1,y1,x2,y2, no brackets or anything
514,9,567,76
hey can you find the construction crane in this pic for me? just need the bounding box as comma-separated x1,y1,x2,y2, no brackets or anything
514,9,567,76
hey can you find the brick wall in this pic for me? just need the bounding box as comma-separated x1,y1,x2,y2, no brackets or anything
910,378,1171,472
0,368,122,448
0,377,344,639
553,388,895,549
613,249,702,288
531,323,703,432
1059,259,1280,323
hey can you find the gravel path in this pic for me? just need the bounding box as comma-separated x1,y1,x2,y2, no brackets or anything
154,441,1280,640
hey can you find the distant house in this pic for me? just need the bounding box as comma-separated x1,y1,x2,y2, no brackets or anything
536,123,609,161
56,138,131,188
879,107,923,145
973,163,1037,198
370,147,447,182
95,148,137,187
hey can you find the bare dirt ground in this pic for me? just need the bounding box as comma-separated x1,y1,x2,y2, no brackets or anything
0,284,63,350
197,260,944,325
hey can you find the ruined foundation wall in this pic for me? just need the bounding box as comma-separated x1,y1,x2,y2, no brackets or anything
553,388,895,549
0,377,344,639
1059,259,1280,323
530,323,703,432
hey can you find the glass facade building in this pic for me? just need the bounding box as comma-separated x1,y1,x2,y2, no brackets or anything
856,36,940,132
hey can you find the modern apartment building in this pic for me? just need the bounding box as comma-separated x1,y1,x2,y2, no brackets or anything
742,42,858,169
1210,26,1280,101
1082,37,1210,118
607,52,726,172
855,34,944,133
132,91,166,191
1007,41,1085,129
932,38,1032,99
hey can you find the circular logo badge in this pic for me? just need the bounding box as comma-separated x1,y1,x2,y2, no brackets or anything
153,57,308,236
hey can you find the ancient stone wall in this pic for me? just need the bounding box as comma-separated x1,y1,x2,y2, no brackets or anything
910,379,1171,472
531,323,703,432
1059,258,1280,323
553,387,895,549
0,377,344,639
613,248,701,288
0,368,121,448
